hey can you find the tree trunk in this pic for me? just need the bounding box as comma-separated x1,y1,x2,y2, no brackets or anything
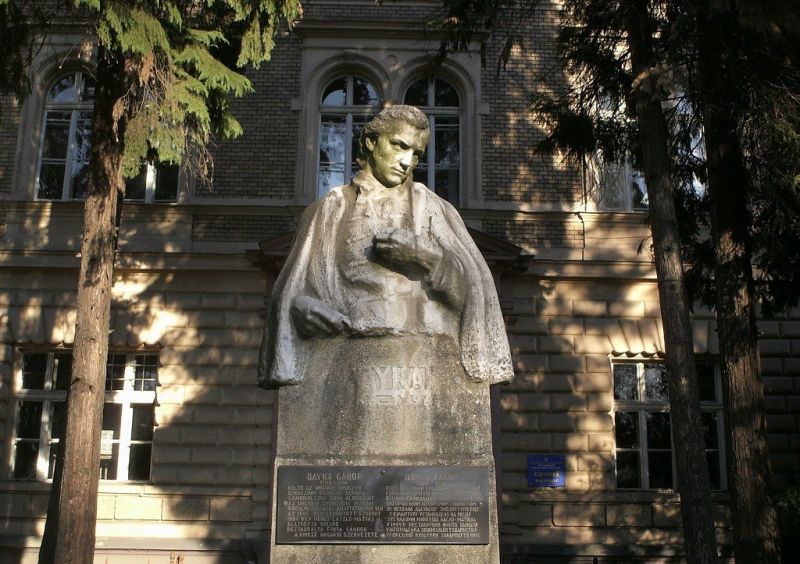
39,46,128,564
705,110,781,564
697,12,781,557
624,2,718,562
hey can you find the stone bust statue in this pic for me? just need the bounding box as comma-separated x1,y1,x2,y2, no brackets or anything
258,104,512,389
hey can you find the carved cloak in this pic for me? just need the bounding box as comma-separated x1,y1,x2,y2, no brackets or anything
257,181,514,388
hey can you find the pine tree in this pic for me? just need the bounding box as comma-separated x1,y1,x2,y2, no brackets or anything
680,1,800,560
435,1,719,561
437,0,800,560
1,2,303,563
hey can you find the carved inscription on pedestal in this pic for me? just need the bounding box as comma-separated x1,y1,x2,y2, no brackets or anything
276,466,489,544
361,366,433,407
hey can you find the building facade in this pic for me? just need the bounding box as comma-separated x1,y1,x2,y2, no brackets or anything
0,1,798,562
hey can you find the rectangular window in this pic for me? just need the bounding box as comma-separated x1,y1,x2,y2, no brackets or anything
12,350,157,482
612,360,726,490
597,156,649,211
124,162,180,203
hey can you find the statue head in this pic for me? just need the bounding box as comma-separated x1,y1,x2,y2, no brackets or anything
357,105,430,188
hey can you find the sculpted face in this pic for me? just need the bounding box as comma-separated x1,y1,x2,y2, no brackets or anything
364,121,428,188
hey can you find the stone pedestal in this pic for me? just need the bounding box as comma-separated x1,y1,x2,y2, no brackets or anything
269,334,500,564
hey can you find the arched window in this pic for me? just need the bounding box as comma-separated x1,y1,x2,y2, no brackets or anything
404,76,461,205
36,70,94,200
317,74,381,197
36,68,179,203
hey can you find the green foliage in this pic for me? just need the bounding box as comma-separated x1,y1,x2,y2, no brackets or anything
676,0,800,313
430,0,532,68
0,0,301,178
438,0,800,313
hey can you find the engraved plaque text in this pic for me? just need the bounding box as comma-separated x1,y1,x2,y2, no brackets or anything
276,465,490,544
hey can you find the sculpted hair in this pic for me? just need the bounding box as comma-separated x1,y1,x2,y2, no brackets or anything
356,104,429,165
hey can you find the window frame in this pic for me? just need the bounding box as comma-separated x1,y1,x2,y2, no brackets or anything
595,155,649,212
403,75,462,206
11,349,157,482
124,161,182,203
612,359,727,491
35,70,95,201
31,67,182,204
316,73,382,198
297,48,481,207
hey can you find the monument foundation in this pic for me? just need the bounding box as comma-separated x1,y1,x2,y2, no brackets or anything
269,335,500,563
258,105,512,564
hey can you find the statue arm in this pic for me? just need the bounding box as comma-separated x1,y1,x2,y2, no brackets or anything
290,295,352,338
372,227,466,309
423,250,467,310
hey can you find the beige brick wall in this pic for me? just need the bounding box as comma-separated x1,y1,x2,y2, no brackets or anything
0,266,273,547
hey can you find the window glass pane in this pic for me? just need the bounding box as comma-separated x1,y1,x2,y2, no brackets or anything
616,451,640,488
318,165,345,197
155,164,180,201
125,165,148,200
631,171,648,209
47,442,59,479
599,162,626,210
321,77,347,106
352,77,379,107
42,113,71,159
696,363,717,402
80,74,95,102
613,364,638,400
647,451,673,488
319,116,346,165
100,404,120,480
13,442,39,480
128,444,152,480
435,169,459,205
73,111,92,162
646,412,672,449
134,355,158,391
131,405,155,441
16,401,43,439
38,163,66,199
102,403,122,439
706,450,721,490
69,160,90,200
405,79,428,107
351,115,370,173
54,353,71,390
413,164,428,185
51,402,66,440
614,411,639,448
22,354,48,389
99,443,119,480
434,79,459,107
48,74,77,103
435,121,459,165
105,354,127,390
701,412,719,449
644,363,668,401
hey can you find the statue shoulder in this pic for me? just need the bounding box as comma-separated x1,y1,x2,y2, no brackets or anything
318,184,353,207
411,182,460,218
300,185,351,220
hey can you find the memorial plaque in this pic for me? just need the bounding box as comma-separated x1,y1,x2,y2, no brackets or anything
276,465,490,544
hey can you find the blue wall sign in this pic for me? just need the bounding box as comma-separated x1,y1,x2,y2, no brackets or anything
527,455,566,488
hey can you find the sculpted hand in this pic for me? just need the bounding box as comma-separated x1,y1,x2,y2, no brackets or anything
291,295,351,338
373,227,443,274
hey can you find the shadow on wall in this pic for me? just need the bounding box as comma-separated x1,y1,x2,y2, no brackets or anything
0,223,277,563
481,4,584,211
495,271,741,560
